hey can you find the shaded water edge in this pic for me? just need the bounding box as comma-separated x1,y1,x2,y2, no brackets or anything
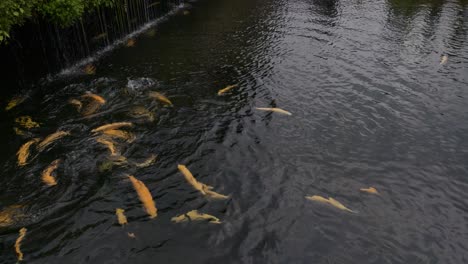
0,0,185,93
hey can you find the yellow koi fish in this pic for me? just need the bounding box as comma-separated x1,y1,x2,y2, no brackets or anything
5,96,25,111
15,116,40,129
37,131,70,152
68,99,83,112
17,138,40,166
84,64,96,75
171,210,221,224
96,137,119,156
305,195,355,213
80,101,103,116
116,208,128,226
177,164,229,199
0,205,25,228
255,107,292,116
15,227,27,261
133,154,157,168
103,129,136,143
82,93,106,104
128,175,157,218
360,187,379,195
91,122,134,133
217,84,237,95
149,91,173,106
440,55,448,65
41,159,60,186
126,38,136,47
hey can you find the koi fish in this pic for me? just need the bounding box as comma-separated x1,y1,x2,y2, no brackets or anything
91,122,134,133
255,107,292,116
17,138,40,166
128,175,157,218
103,129,136,143
183,10,190,15
15,227,27,261
217,84,237,95
177,164,229,199
41,159,60,186
81,101,103,116
15,116,40,129
84,64,96,75
82,93,106,104
68,99,83,112
360,187,379,195
96,137,119,156
126,39,136,47
147,1,160,8
0,205,25,228
37,131,70,152
305,195,355,213
92,32,108,42
5,96,25,111
116,208,128,226
440,55,448,65
133,154,157,168
127,232,136,238
171,210,221,224
149,91,173,106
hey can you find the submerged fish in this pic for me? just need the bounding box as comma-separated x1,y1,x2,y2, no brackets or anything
37,131,70,152
133,154,157,168
41,159,60,186
217,84,238,95
15,227,27,261
126,38,136,47
440,55,448,65
82,93,106,104
84,64,96,75
183,10,190,15
127,232,136,238
128,106,155,122
92,122,134,133
147,1,160,8
171,210,221,224
116,208,128,226
5,96,26,111
17,138,40,166
96,137,119,156
0,205,25,228
305,195,355,213
177,164,229,199
128,175,157,218
149,91,173,106
145,28,157,37
68,99,83,112
103,129,136,143
15,116,40,129
255,107,292,116
81,101,103,116
92,32,108,42
360,187,379,195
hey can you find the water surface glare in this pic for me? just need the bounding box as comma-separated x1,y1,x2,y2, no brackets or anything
1,0,468,263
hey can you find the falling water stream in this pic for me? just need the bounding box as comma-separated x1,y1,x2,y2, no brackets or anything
1,0,468,263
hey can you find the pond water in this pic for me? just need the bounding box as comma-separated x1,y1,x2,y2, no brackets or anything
1,0,468,263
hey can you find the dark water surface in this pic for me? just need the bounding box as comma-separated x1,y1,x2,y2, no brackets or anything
1,0,468,263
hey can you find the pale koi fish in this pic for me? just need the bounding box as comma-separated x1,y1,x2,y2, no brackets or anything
171,210,221,224
103,129,136,143
17,138,41,166
37,131,70,152
127,232,136,238
149,91,173,106
116,208,128,226
15,227,27,261
41,159,60,186
84,64,96,75
92,32,108,42
360,187,379,195
133,154,157,168
217,84,238,95
68,99,83,112
177,164,229,200
255,107,292,116
440,55,448,65
305,195,356,213
96,137,119,156
128,175,157,218
91,122,134,133
82,93,106,104
5,96,26,111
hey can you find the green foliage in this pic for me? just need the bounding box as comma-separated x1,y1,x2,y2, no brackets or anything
0,0,115,43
